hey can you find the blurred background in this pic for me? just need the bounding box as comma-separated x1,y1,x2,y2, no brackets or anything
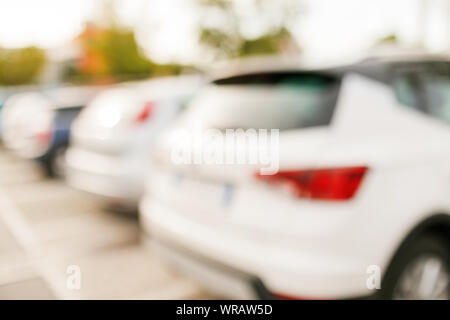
0,0,450,87
1,0,450,300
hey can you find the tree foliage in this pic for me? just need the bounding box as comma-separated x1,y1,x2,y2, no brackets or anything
239,28,291,57
0,47,46,85
70,24,153,82
198,0,301,60
69,24,188,83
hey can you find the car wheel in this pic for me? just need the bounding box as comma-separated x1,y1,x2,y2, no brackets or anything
381,235,450,300
52,146,67,177
42,146,67,178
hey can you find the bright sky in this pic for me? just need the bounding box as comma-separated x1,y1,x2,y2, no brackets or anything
0,0,448,64
0,0,99,47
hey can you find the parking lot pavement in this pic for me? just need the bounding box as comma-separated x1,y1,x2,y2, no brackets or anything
0,149,212,299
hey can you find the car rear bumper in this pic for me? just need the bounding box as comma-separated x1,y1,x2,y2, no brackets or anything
139,196,375,300
66,147,145,205
145,238,274,299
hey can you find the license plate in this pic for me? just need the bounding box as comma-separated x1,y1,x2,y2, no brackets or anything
221,183,233,207
171,174,234,211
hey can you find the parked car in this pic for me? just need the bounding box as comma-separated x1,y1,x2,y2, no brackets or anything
65,75,204,211
1,86,105,176
0,85,48,140
140,55,450,300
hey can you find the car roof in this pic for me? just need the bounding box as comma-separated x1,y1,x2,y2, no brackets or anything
208,55,335,80
42,85,110,109
209,53,450,83
94,74,205,102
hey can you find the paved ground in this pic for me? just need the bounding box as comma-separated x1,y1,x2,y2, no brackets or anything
0,149,211,299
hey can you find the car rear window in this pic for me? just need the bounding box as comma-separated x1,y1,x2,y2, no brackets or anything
187,72,340,131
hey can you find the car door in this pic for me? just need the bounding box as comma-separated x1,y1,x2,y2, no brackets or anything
414,61,450,210
390,61,450,205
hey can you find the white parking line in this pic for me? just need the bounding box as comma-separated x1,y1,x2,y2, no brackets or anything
0,187,80,299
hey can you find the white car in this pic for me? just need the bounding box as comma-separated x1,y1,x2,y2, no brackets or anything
140,56,450,300
66,75,204,211
2,86,104,176
0,85,50,139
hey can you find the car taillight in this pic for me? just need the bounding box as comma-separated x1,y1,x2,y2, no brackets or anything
135,101,156,124
35,130,52,146
255,166,368,201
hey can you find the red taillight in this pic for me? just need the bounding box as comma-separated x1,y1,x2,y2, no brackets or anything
135,101,156,123
274,292,325,300
255,166,368,201
35,130,52,146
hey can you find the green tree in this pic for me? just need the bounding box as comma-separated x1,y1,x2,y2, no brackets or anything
0,47,46,85
239,28,292,57
197,0,301,60
98,28,156,78
68,24,192,83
